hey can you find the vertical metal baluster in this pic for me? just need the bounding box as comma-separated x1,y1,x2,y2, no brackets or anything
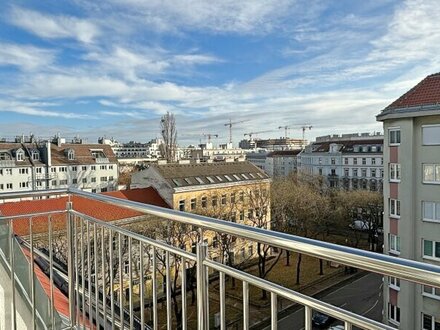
165,251,172,330
181,257,187,330
48,215,55,329
87,221,93,326
243,281,249,330
66,201,76,327
128,237,133,329
118,233,124,329
344,321,352,330
101,226,107,328
109,230,115,329
139,242,145,330
74,216,80,327
29,217,36,330
94,223,100,329
80,219,86,329
196,243,208,330
304,306,312,330
271,292,277,330
152,246,158,330
9,218,17,330
219,271,225,330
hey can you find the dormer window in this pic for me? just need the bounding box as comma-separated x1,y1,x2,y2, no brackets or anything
68,149,75,160
16,149,24,161
31,150,40,161
91,150,106,159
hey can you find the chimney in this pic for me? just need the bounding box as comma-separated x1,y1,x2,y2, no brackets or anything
46,141,52,167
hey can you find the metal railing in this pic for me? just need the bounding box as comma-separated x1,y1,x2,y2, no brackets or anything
0,188,439,330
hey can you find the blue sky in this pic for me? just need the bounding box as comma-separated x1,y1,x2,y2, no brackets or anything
0,0,439,145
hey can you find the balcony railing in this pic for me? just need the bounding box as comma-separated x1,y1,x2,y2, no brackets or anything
0,188,440,330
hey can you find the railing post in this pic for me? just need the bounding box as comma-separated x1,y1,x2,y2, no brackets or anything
196,243,209,330
66,201,76,327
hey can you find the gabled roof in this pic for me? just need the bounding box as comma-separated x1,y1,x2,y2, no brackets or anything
0,142,45,166
305,139,383,154
378,73,440,120
150,161,270,188
0,188,168,235
51,143,117,165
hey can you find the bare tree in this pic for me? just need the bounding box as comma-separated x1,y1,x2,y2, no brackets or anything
159,112,177,162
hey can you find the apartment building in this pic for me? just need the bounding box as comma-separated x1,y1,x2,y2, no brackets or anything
298,133,384,190
377,72,440,329
131,160,271,263
0,136,118,194
265,150,300,177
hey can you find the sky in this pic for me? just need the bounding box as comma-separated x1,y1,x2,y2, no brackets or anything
0,0,439,146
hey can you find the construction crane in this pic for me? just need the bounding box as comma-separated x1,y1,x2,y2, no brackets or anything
224,119,248,144
298,125,313,142
244,130,274,140
278,126,291,138
202,133,219,144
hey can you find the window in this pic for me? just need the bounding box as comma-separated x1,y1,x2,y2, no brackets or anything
344,168,349,177
91,165,96,171
19,182,28,188
362,158,366,165
239,191,244,202
100,165,107,170
423,201,440,222
100,176,108,182
0,184,3,190
179,200,185,211
32,151,39,161
5,168,12,175
422,125,440,145
371,169,376,177
109,176,114,181
52,180,57,186
6,183,12,189
331,158,336,165
72,179,77,184
16,151,24,161
231,193,236,203
423,240,440,259
212,196,218,207
389,234,400,254
344,158,348,165
59,179,68,185
422,285,440,299
389,128,401,145
423,164,440,183
389,199,400,218
82,166,87,171
389,163,401,182
36,167,42,174
71,166,77,172
361,168,367,177
388,277,400,291
422,313,440,330
239,211,244,221
19,168,28,174
388,303,400,325
372,158,376,165
190,198,196,210
353,158,358,165
201,197,207,208
67,150,75,160
221,194,226,205
353,169,358,177
91,177,96,183
248,209,253,219
51,167,57,173
82,178,87,184
60,167,68,172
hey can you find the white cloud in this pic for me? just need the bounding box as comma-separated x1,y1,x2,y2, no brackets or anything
9,6,100,43
0,100,92,119
0,43,56,71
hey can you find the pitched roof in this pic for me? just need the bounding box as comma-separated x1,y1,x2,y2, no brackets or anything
267,150,301,157
307,139,383,154
150,161,270,188
0,188,168,235
0,142,46,166
103,187,170,208
386,73,440,110
51,143,117,165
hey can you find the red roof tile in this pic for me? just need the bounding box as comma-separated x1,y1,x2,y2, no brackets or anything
386,72,440,110
0,188,168,235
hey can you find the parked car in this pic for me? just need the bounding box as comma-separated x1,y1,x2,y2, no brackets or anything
312,312,335,328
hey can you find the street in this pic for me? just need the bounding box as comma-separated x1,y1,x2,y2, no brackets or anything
266,273,383,330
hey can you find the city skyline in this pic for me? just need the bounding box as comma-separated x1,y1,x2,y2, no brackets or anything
1,0,439,145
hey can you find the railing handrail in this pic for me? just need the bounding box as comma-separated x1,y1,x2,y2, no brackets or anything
1,187,440,289
64,188,440,288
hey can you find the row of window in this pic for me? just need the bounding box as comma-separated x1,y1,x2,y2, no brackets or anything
389,125,440,146
388,199,440,222
0,183,14,190
388,277,440,299
50,176,114,186
51,165,114,172
343,168,384,178
343,157,383,165
388,304,440,329
387,163,440,184
388,235,440,260
178,191,267,211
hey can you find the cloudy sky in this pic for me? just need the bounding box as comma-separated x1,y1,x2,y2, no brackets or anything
0,0,439,146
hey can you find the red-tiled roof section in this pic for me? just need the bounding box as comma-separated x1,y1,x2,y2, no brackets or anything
51,143,117,165
386,73,440,110
103,187,170,208
0,188,168,235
